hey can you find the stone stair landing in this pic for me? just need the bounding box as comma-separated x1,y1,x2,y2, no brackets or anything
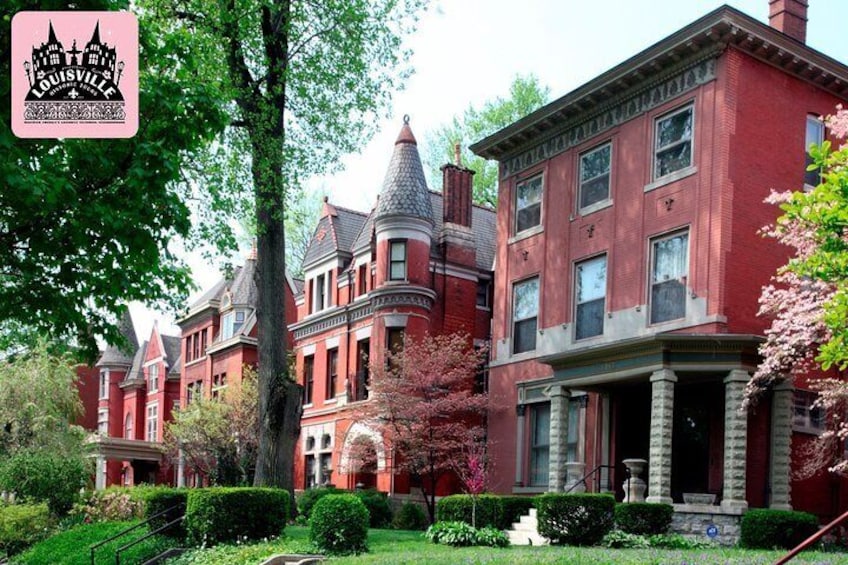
506,508,549,546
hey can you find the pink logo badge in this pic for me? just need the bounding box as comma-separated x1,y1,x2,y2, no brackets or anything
11,11,138,138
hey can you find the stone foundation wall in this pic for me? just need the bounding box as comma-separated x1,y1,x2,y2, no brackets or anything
670,504,743,546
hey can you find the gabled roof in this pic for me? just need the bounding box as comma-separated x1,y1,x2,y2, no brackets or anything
472,4,848,162
161,335,181,368
302,204,368,268
229,257,256,307
124,340,148,384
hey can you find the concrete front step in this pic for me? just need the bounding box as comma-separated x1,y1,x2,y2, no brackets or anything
506,508,549,546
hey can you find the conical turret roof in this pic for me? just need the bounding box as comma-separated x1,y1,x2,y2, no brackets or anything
96,308,138,367
375,116,433,224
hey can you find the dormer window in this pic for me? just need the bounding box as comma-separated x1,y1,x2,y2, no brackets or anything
389,241,407,281
148,363,159,392
316,273,326,311
222,309,246,339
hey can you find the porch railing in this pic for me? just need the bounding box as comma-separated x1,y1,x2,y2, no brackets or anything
774,507,848,565
564,464,620,494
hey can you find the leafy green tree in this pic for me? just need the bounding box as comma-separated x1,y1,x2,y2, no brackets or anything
142,0,426,495
165,367,259,485
0,340,85,456
423,75,550,207
1,0,229,359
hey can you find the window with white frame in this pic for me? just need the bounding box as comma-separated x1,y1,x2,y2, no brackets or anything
125,412,133,439
512,277,539,354
97,408,108,435
99,369,109,399
147,363,159,392
654,104,694,180
805,115,824,188
303,356,314,405
529,403,550,487
579,143,612,211
222,310,246,339
389,241,407,281
514,175,543,234
146,404,158,442
650,231,689,324
315,274,326,311
575,255,606,340
793,390,824,432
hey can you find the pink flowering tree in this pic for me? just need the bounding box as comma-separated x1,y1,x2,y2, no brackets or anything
450,431,489,527
746,106,848,474
353,332,488,523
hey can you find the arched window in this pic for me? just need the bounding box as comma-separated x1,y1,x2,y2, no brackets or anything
125,413,133,439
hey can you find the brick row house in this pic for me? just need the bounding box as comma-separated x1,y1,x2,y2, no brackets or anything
290,120,496,494
471,0,848,525
89,314,182,488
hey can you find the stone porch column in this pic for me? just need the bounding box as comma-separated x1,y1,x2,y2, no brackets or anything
547,385,570,492
95,455,106,490
722,370,749,511
514,404,526,486
647,369,676,504
770,381,793,510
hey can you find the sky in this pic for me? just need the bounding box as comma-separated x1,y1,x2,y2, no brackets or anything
130,0,848,340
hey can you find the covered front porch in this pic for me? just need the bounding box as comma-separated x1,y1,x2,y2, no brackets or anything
86,435,168,489
528,334,793,514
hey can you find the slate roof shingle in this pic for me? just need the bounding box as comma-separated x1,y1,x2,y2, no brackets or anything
374,125,433,224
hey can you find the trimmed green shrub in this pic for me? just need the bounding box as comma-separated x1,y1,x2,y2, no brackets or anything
614,502,673,535
309,494,369,555
474,526,510,548
353,489,393,528
185,487,288,546
142,487,188,539
536,493,615,546
0,450,89,516
740,508,818,549
435,494,503,528
500,496,536,530
296,486,343,520
392,501,428,530
0,503,53,556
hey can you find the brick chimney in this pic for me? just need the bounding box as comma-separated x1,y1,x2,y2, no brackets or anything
769,0,808,43
441,144,475,228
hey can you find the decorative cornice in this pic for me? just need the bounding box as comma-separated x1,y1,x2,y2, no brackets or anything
500,55,717,178
291,300,373,341
369,284,436,313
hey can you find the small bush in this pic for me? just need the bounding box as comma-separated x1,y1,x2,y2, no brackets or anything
425,521,478,547
475,526,510,548
354,489,393,528
0,450,89,516
436,494,503,529
602,530,650,549
142,487,188,539
296,486,343,520
740,508,818,549
71,488,146,524
392,501,428,530
185,487,288,546
536,493,615,546
500,496,536,530
614,502,673,535
425,521,509,547
0,503,53,556
648,533,712,549
309,494,369,555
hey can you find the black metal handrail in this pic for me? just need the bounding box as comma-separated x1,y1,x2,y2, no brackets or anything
564,464,618,494
88,504,182,565
115,515,183,565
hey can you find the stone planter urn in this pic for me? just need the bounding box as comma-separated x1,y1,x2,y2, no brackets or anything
622,458,648,503
564,461,586,493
